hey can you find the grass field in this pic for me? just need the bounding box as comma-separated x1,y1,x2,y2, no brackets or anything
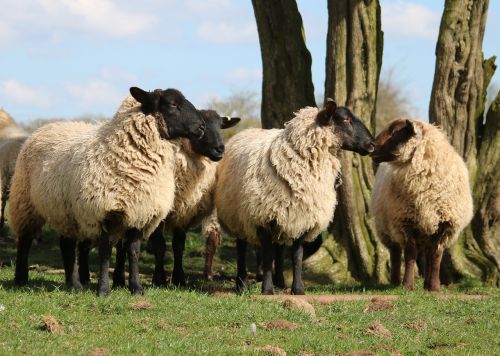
0,226,499,355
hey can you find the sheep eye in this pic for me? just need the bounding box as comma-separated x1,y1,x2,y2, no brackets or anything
168,102,180,110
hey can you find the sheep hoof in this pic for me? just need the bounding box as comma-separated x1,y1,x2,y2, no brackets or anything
236,279,248,294
97,288,111,297
291,288,305,295
130,286,144,296
172,271,186,287
262,289,274,295
255,274,263,282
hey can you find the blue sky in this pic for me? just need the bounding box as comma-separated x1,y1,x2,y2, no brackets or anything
0,0,498,122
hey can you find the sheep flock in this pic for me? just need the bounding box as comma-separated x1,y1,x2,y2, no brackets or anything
0,88,474,296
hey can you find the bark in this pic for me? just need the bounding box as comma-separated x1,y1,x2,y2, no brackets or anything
319,0,387,283
251,0,316,128
429,0,499,284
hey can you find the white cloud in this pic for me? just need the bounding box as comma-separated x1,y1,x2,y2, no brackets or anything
382,2,440,40
0,80,52,108
226,67,261,85
0,21,16,43
197,21,257,44
66,79,123,106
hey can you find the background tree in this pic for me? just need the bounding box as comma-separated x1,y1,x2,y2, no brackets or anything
322,0,387,283
205,90,261,140
429,0,499,284
251,0,316,128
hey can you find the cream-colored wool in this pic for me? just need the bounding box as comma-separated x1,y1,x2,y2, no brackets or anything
371,120,473,248
0,109,27,139
164,139,217,230
215,106,342,245
9,96,178,241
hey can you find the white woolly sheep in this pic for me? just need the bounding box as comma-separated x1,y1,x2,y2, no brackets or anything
214,100,375,294
371,118,473,291
111,110,240,288
10,87,206,296
0,109,29,227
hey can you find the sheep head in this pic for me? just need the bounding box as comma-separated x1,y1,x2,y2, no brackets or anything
371,118,422,163
316,98,375,156
190,110,240,162
130,86,206,140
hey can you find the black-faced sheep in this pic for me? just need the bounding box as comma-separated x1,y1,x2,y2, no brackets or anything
214,100,375,294
370,118,473,291
111,110,240,288
10,87,206,296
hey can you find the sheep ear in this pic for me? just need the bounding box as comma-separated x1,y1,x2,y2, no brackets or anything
221,116,241,129
405,119,422,137
325,98,337,114
130,87,151,105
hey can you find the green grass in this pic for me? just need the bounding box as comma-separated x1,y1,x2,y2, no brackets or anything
0,227,499,355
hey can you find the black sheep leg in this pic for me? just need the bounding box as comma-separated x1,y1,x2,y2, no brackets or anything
150,225,167,287
97,233,112,297
257,226,274,295
273,243,285,289
125,228,143,295
14,233,35,286
0,197,6,228
60,236,82,290
112,240,126,288
171,227,187,286
291,236,305,295
236,238,247,292
78,240,91,286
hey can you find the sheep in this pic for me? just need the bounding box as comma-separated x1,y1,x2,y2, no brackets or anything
370,118,473,291
0,110,29,227
214,99,375,294
10,86,206,296
110,110,240,288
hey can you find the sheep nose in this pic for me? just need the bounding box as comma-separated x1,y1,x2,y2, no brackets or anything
215,145,225,155
367,141,375,153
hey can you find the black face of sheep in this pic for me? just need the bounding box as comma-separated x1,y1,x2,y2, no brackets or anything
371,118,415,163
190,110,241,161
317,99,375,155
130,86,206,140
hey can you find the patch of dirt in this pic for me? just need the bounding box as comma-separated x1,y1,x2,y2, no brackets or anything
8,322,18,329
298,351,315,356
347,351,376,356
364,297,394,312
265,319,298,330
128,300,154,310
465,317,478,325
88,348,111,356
253,295,398,304
404,321,427,331
283,298,316,320
259,345,287,355
209,291,235,297
174,326,188,334
365,321,391,338
40,316,62,334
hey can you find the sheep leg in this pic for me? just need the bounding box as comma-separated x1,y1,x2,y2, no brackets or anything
78,240,91,286
0,195,5,228
403,239,417,290
125,229,143,295
257,226,274,295
273,243,285,289
97,233,112,297
150,226,167,287
426,241,445,292
291,236,305,295
171,227,187,287
236,238,248,292
14,233,35,286
59,236,82,290
389,244,402,286
112,240,126,288
423,244,432,290
255,247,263,282
203,229,220,281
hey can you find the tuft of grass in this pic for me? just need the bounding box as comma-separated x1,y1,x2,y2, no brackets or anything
0,226,499,354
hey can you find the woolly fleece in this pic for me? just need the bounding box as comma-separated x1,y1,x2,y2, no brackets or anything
215,106,342,245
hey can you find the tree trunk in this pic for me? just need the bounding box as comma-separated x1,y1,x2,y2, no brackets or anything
310,0,387,284
429,0,499,285
251,0,316,128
